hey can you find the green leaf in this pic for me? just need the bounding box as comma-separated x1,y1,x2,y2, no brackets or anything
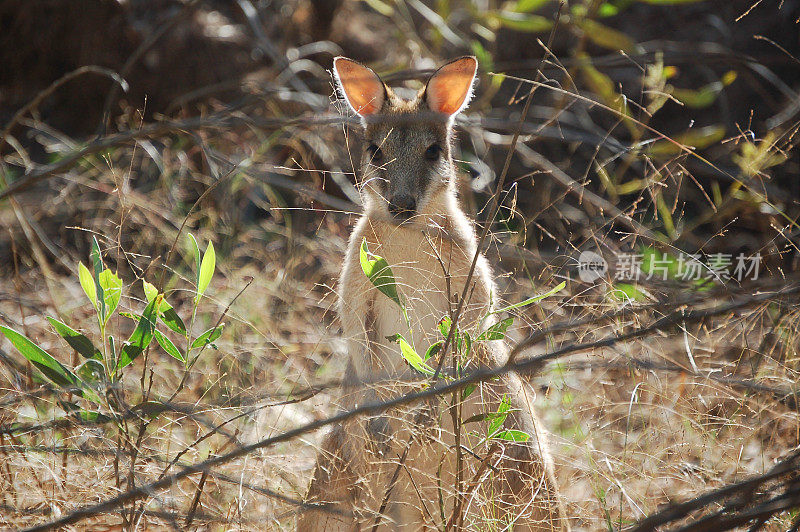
647,124,725,158
492,281,566,314
425,341,443,361
578,54,637,135
0,326,80,389
513,0,551,12
464,412,492,425
154,330,184,362
597,2,620,16
360,239,402,308
78,262,97,309
467,408,522,427
658,195,677,242
470,40,494,73
575,18,637,52
115,296,160,373
363,0,394,16
161,307,187,336
437,315,458,348
188,233,201,288
196,241,216,303
75,359,105,383
436,316,472,356
721,71,737,87
488,396,512,435
142,279,158,302
610,283,647,301
460,331,473,359
640,247,681,280
190,324,225,350
486,11,553,32
46,317,101,360
462,383,477,400
464,412,493,424
387,334,435,376
143,281,187,335
671,71,737,109
491,429,530,442
581,55,617,99
671,86,717,109
438,316,452,337
477,317,514,341
98,269,122,323
90,237,106,322
78,410,111,423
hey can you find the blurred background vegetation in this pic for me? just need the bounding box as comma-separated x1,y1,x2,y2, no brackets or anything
1,0,799,530
1,0,798,269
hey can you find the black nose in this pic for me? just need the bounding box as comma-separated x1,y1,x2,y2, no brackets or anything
388,195,416,219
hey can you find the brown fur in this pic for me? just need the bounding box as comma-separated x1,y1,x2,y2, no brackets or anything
299,57,568,531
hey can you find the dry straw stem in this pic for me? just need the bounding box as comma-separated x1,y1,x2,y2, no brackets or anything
496,72,800,235
0,443,342,518
630,448,800,531
1,397,241,440
7,301,795,441
513,143,658,242
0,113,348,202
19,280,800,531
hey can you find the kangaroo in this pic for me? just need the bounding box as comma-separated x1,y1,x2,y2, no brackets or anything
299,56,568,531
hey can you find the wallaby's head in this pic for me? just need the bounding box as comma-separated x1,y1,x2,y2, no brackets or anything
333,56,478,223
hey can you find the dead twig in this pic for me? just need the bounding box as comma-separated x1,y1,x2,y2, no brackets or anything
630,448,800,531
0,113,348,202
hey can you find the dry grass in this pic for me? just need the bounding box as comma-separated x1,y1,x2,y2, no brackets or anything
1,1,799,530
1,228,798,530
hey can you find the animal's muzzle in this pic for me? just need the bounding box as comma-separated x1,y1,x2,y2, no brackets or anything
388,194,416,219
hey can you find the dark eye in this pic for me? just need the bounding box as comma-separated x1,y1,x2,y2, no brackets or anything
425,144,441,161
367,143,383,162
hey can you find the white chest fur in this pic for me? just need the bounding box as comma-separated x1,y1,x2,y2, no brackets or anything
340,214,497,382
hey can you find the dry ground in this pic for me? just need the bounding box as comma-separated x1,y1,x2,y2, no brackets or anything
1,2,798,529
1,211,798,530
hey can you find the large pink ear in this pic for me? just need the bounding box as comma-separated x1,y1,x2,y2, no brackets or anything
333,57,386,117
424,56,478,117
